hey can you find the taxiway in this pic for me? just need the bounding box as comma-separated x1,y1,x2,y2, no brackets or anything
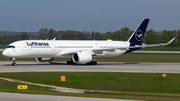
0,61,180,73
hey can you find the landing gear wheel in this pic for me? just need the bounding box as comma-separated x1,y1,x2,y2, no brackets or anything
11,58,17,66
67,61,70,64
67,60,77,65
86,61,97,65
12,62,17,66
93,61,97,65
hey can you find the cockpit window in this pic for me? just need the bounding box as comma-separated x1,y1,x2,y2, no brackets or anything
7,45,15,48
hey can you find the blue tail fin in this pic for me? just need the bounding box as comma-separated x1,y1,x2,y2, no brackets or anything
128,19,149,45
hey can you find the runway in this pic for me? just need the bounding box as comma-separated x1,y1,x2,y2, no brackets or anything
0,61,180,73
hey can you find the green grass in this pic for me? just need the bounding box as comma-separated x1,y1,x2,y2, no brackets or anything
0,72,180,94
0,79,54,94
1,72,180,101
1,80,180,101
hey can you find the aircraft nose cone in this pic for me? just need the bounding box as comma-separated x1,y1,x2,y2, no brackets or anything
2,50,8,57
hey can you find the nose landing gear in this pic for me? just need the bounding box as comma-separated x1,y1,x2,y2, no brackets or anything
11,58,17,66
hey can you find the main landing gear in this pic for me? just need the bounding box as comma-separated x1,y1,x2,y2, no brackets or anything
11,58,17,66
86,61,97,65
67,60,77,65
66,60,97,65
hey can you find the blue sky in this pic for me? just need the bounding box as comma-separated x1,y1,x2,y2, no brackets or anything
0,0,179,33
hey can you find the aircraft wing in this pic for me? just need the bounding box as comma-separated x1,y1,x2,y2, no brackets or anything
127,37,175,48
60,37,175,55
92,37,175,54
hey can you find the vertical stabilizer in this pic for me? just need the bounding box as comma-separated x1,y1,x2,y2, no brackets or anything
128,19,149,45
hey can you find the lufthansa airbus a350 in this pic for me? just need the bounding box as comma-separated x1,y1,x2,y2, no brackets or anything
2,19,175,66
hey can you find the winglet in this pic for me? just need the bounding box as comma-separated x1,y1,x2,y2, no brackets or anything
163,37,175,46
130,37,176,48
53,37,56,40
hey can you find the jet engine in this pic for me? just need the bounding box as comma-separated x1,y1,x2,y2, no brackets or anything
36,58,54,62
72,52,92,64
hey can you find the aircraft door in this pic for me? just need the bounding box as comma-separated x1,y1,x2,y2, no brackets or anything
8,50,10,55
22,43,26,51
93,43,99,49
52,43,56,51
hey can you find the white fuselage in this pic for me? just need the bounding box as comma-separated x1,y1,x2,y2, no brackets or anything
2,40,130,59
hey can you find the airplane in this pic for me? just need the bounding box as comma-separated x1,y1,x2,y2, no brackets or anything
2,19,175,66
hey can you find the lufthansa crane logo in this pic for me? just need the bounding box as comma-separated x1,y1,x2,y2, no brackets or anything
135,30,143,41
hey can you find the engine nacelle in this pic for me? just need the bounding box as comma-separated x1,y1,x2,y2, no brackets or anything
72,52,92,64
36,58,54,62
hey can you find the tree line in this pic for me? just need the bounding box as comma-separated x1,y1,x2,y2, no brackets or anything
0,27,179,46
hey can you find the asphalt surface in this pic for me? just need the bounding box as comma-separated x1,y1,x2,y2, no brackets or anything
0,61,180,73
0,92,137,101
